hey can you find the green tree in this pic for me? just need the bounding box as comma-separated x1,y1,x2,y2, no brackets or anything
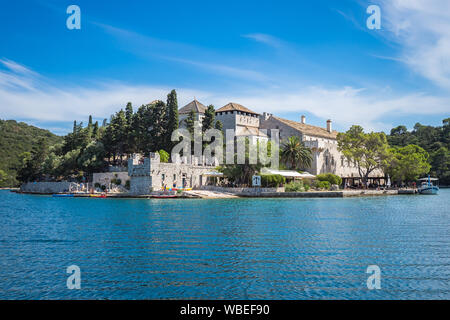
17,138,49,182
386,145,431,183
185,109,196,137
202,105,216,133
158,149,170,163
77,141,107,175
280,136,312,170
166,90,179,148
0,169,7,185
218,138,269,186
337,125,392,186
215,120,223,131
430,146,450,184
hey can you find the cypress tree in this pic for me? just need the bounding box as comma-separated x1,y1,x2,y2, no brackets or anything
166,90,179,148
202,105,215,134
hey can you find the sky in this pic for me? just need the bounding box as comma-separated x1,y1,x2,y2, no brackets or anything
0,0,449,135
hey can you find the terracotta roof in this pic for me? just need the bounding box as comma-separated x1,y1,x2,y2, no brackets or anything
216,102,259,115
272,116,338,139
179,99,207,114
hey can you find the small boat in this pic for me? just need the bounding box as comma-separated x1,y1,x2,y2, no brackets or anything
89,194,107,198
170,187,192,191
418,176,439,195
52,194,74,197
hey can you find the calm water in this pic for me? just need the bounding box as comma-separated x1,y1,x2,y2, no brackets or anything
0,189,449,300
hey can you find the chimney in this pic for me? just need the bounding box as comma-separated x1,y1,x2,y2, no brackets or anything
326,119,332,133
301,115,306,124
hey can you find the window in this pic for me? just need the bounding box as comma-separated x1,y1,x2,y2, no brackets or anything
173,174,176,181
162,174,165,181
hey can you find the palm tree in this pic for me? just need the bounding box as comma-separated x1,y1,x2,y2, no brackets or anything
281,136,312,170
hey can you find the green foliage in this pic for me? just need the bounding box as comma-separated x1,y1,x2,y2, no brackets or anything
315,180,331,190
215,120,223,131
386,145,431,183
158,149,170,163
0,120,63,186
202,105,216,133
316,173,342,186
218,138,272,186
0,169,7,185
17,138,49,182
285,181,304,192
261,174,286,187
281,136,312,170
124,180,130,190
337,125,392,185
166,90,179,148
184,109,196,137
388,119,450,185
111,178,122,185
94,182,101,189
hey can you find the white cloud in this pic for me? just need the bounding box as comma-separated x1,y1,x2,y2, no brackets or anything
0,59,448,134
242,33,283,48
380,0,450,89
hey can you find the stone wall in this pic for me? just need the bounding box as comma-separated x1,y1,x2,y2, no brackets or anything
20,181,73,193
93,172,129,187
128,153,218,195
129,176,153,195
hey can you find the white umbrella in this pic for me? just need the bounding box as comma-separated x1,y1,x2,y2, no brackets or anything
386,174,391,187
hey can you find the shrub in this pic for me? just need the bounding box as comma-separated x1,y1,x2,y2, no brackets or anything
110,178,122,185
100,184,106,191
158,149,170,163
124,180,130,190
315,180,331,190
261,174,286,187
316,173,342,186
285,181,304,192
94,182,101,189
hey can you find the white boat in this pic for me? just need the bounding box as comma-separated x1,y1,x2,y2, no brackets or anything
418,176,439,195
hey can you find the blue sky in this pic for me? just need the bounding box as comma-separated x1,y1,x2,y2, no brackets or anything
0,0,449,135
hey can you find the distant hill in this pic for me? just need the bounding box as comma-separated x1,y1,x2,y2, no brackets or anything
0,120,63,187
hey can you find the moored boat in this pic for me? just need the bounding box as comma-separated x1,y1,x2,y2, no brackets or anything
418,176,439,195
89,193,107,198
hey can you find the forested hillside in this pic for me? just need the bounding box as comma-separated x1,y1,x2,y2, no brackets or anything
0,120,63,187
